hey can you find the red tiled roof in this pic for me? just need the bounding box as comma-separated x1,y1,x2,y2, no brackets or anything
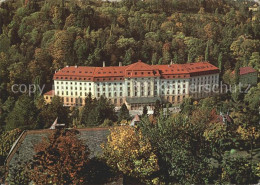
44,90,54,96
53,60,219,81
239,67,257,75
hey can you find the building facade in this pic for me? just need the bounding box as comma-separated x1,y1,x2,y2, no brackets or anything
238,67,258,86
44,60,219,110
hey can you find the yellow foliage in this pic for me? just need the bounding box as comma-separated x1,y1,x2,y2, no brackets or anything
102,126,159,183
237,126,260,140
203,123,227,141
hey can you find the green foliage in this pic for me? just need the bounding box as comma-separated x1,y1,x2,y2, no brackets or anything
143,105,148,116
219,156,259,184
37,96,70,128
0,0,259,131
153,100,161,117
101,119,114,127
0,128,21,165
244,83,260,111
5,95,38,130
140,112,213,184
81,94,116,127
0,34,10,53
118,103,130,121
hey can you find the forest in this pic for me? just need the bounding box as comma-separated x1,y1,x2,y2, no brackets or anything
0,0,259,183
0,0,259,130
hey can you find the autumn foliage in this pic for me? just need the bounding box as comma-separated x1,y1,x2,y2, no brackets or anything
102,126,159,183
29,129,90,184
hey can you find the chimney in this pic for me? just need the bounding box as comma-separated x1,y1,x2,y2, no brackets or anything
170,59,173,65
103,61,105,67
75,65,77,68
119,62,122,66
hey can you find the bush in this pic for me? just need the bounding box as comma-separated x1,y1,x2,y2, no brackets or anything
219,157,259,184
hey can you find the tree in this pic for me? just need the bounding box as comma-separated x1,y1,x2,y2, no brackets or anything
118,103,130,121
220,156,259,184
0,34,10,53
38,96,70,129
205,41,209,61
244,83,260,111
81,95,116,127
234,62,240,85
218,52,223,73
143,106,148,116
153,100,161,117
140,113,213,184
230,36,260,62
5,95,38,130
102,126,159,184
249,52,260,72
29,129,90,184
0,129,21,165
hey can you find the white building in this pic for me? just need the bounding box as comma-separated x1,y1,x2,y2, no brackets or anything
44,60,219,110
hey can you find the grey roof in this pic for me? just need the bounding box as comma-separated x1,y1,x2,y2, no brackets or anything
5,128,110,180
126,97,161,104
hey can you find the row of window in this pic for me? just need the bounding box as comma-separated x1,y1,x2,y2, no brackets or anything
162,89,186,95
97,87,123,92
57,81,92,86
97,92,123,98
57,91,90,96
57,86,92,91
